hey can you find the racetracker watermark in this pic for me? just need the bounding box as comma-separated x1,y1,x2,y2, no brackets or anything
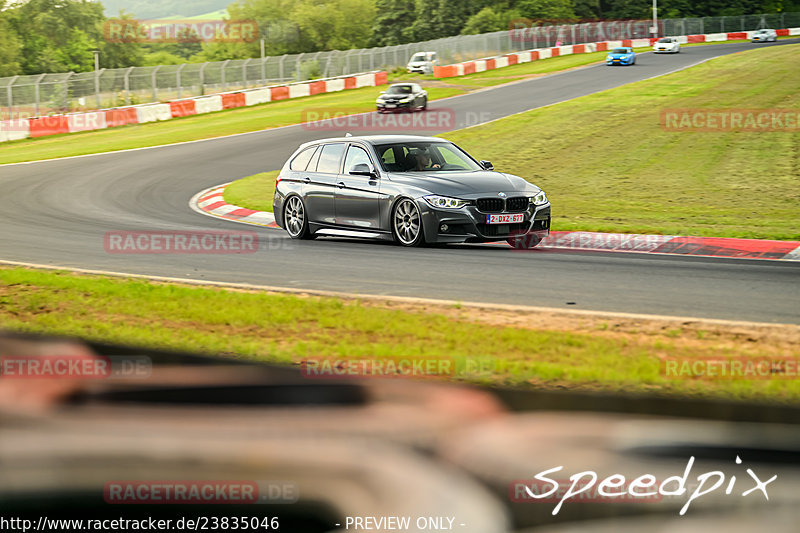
300,356,456,379
661,108,800,132
299,356,542,379
662,357,800,380
104,231,258,254
0,355,151,379
104,481,297,504
104,19,258,43
301,108,456,131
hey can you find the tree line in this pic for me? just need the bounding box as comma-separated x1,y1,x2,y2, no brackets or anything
0,0,796,77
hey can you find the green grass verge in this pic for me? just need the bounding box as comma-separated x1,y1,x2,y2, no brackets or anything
224,171,280,213
445,44,800,240
224,44,800,240
1,266,797,402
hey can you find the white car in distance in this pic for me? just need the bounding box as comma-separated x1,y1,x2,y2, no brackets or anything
752,29,778,42
407,51,438,74
653,37,680,53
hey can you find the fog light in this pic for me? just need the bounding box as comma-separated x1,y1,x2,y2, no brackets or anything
440,224,449,232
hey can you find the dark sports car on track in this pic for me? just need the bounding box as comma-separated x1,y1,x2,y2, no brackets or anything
274,135,551,248
376,83,428,113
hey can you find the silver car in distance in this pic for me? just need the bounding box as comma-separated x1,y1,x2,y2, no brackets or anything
273,135,551,248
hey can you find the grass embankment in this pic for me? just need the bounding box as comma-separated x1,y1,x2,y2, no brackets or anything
445,44,800,240
1,267,798,402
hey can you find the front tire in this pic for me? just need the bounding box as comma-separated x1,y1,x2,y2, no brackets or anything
392,198,424,247
507,232,541,249
283,195,314,240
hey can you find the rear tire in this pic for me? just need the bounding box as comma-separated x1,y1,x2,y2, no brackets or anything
283,195,315,240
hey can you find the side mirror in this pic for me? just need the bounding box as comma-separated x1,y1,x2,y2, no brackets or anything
480,160,494,170
350,163,377,177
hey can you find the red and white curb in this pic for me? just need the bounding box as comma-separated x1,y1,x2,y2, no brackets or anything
192,183,800,261
190,184,277,228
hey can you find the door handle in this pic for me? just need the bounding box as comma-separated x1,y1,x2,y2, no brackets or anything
303,177,311,183
337,182,345,189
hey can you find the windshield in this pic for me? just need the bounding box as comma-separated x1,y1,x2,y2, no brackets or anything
612,48,630,54
386,85,413,95
410,53,426,62
657,38,672,43
375,141,483,172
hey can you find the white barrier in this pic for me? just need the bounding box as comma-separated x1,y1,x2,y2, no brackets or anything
0,119,30,142
538,49,552,60
789,27,800,35
326,78,346,92
67,112,107,133
517,51,532,62
355,73,375,88
474,60,487,72
244,88,271,105
631,39,651,47
136,103,172,124
495,56,509,68
606,40,624,48
557,45,573,55
194,95,223,114
289,83,311,99
705,33,727,42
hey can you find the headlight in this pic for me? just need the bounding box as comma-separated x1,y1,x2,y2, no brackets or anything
423,195,468,209
530,191,548,206
399,97,412,103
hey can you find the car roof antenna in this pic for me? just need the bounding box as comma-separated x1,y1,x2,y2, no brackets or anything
345,132,353,137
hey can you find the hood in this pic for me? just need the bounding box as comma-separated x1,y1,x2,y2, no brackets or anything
387,170,539,197
608,52,631,57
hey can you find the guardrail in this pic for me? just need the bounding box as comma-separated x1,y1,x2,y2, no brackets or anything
433,28,800,78
0,71,387,143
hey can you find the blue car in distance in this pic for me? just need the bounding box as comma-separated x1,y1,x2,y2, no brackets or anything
606,47,636,66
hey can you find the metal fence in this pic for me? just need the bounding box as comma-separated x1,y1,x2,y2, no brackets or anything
2,11,798,116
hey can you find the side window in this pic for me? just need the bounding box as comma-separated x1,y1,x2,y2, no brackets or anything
316,143,346,174
307,145,322,172
290,146,317,171
344,145,373,173
380,147,395,165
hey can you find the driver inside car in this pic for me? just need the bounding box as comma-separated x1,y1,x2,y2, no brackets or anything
405,150,441,171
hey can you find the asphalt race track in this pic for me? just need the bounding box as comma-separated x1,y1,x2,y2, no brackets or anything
1,40,798,324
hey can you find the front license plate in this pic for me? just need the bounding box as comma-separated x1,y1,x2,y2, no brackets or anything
486,213,524,224
386,104,396,108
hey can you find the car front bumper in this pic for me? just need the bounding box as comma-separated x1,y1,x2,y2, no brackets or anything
606,58,632,65
377,101,414,112
419,201,551,244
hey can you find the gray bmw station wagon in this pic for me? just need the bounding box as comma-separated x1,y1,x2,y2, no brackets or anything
273,135,551,248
